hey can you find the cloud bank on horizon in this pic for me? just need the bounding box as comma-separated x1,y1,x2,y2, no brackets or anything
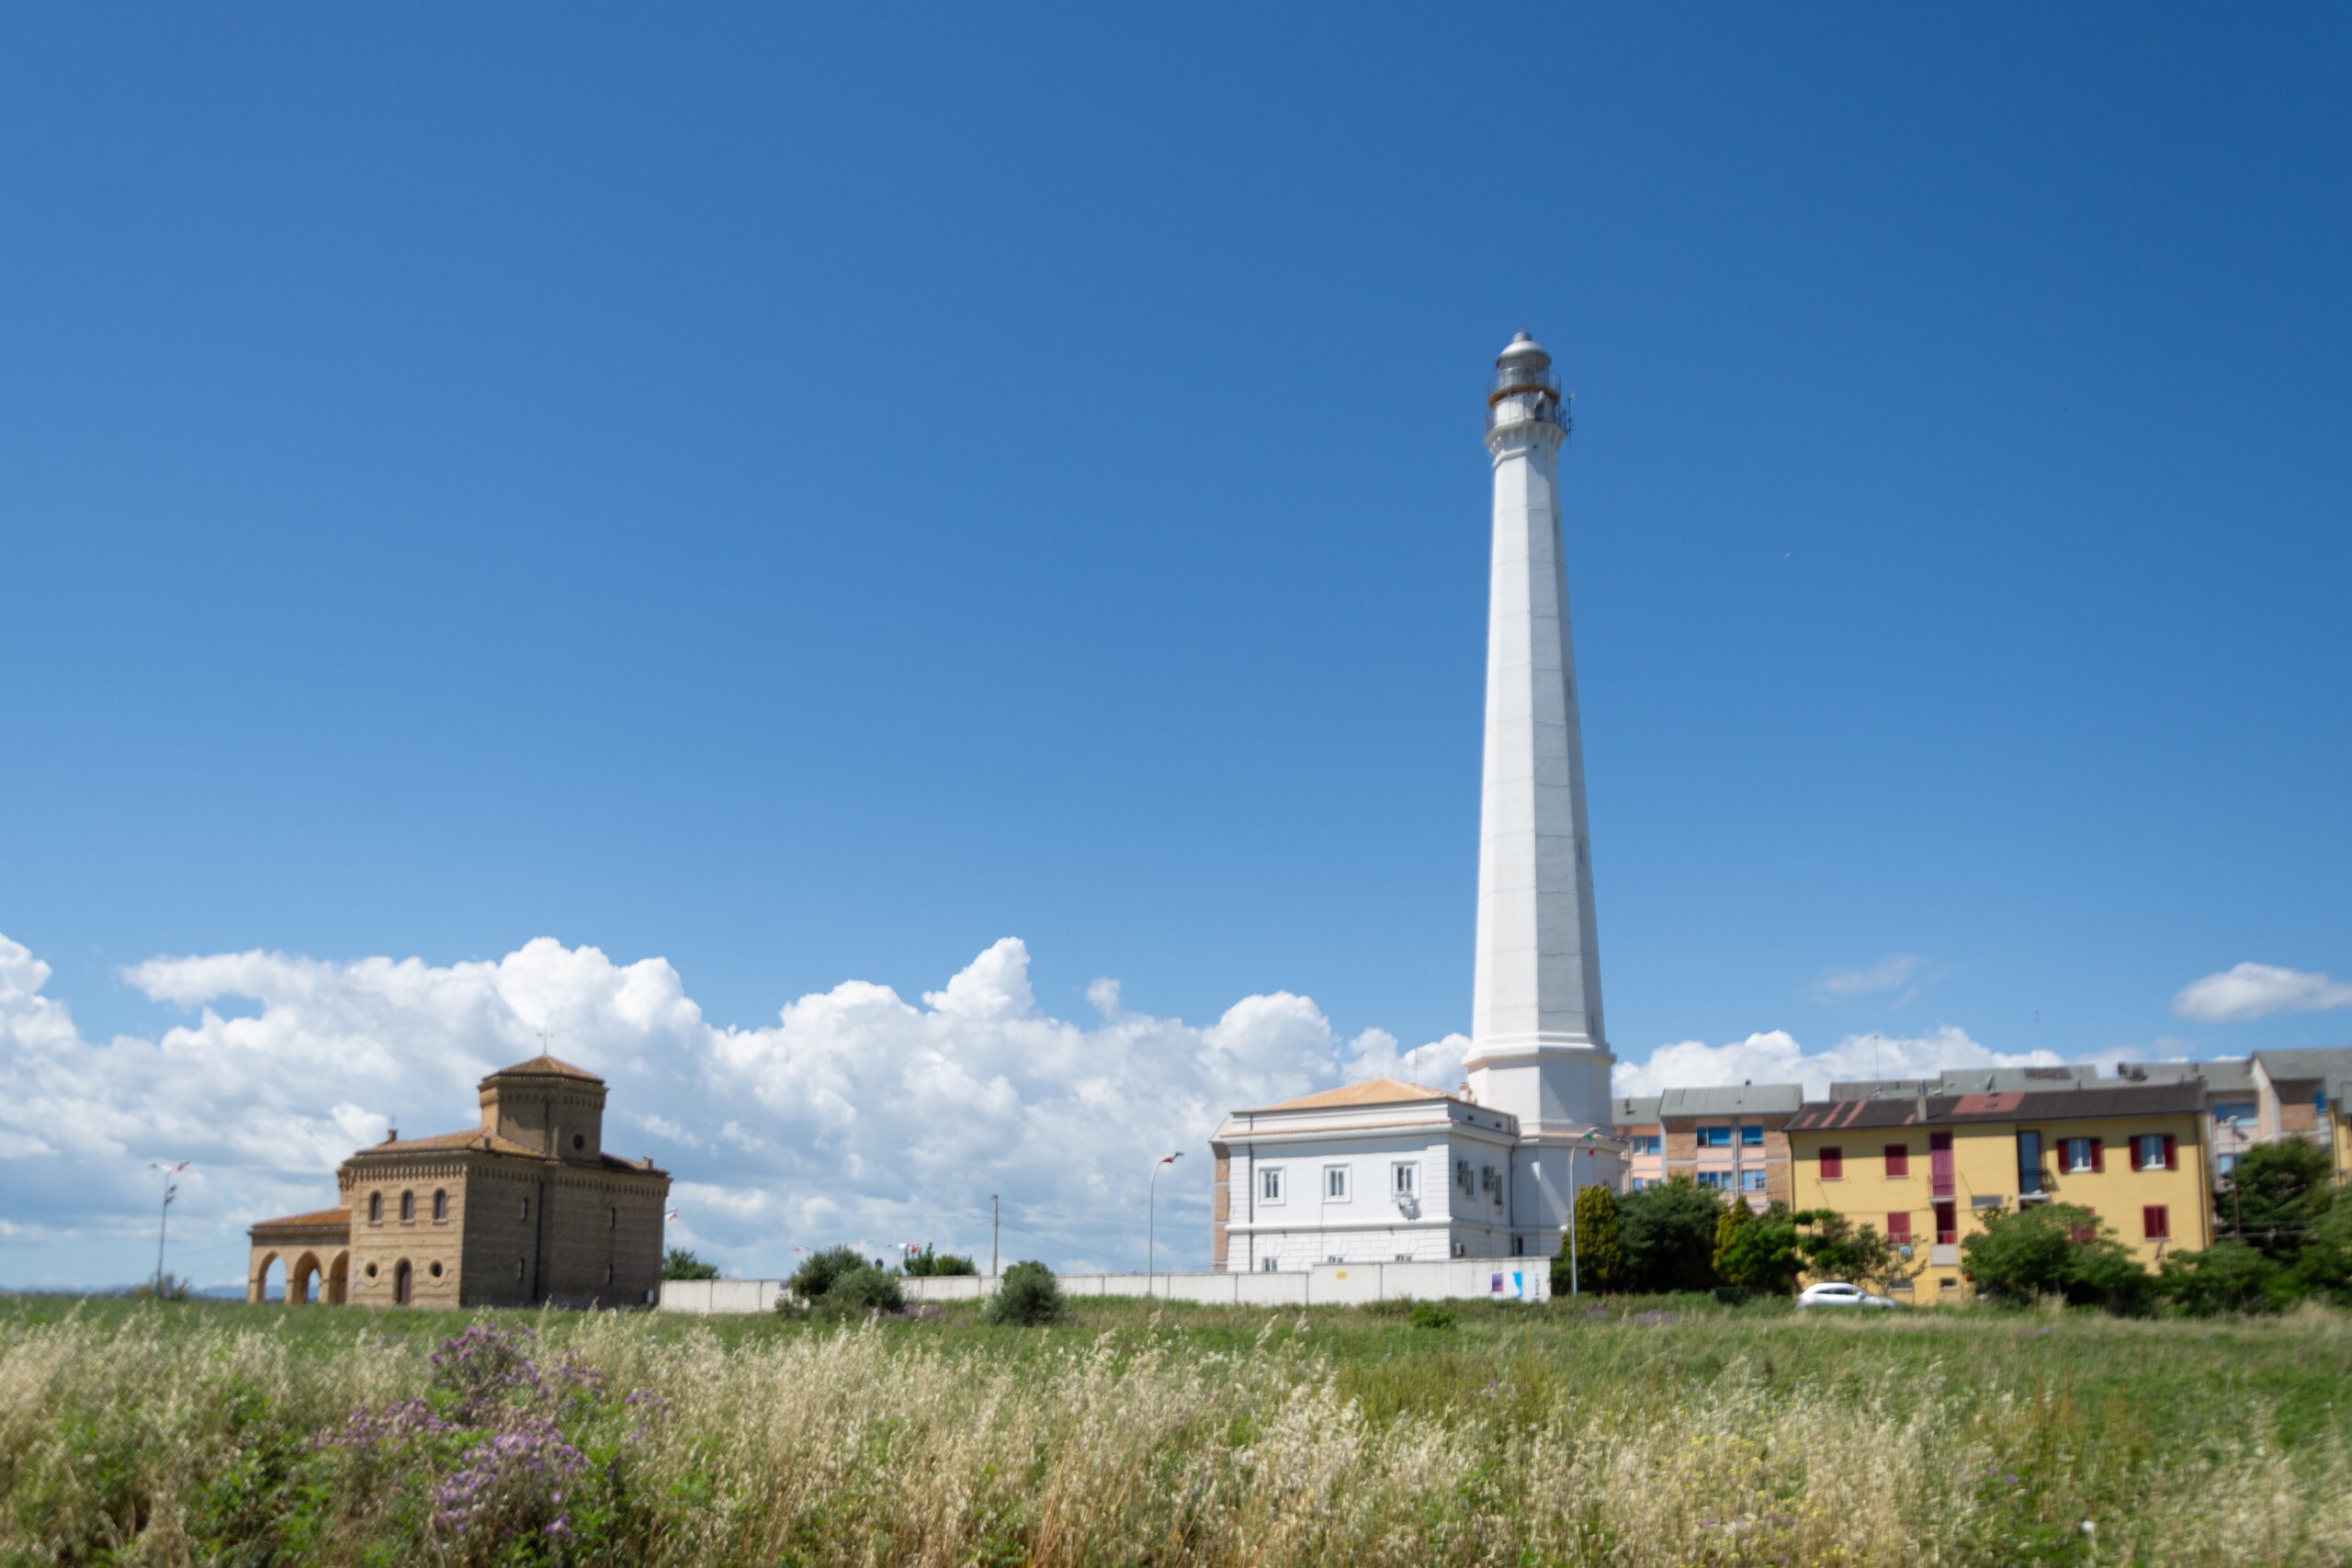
0,931,2327,1288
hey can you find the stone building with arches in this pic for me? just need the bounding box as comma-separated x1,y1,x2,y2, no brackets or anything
245,1054,671,1309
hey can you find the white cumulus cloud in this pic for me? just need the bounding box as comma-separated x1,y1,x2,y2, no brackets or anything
2171,963,2352,1024
0,931,1444,1287
1611,1025,2124,1101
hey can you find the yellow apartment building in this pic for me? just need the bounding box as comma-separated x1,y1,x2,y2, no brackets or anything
1786,1081,2211,1303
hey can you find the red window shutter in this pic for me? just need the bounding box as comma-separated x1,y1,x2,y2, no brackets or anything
2090,1138,2104,1173
2143,1205,2167,1240
1887,1212,1910,1244
1884,1144,1908,1178
2163,1134,2178,1170
1822,1146,1843,1179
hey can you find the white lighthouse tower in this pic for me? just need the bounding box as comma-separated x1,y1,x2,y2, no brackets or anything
1464,331,1619,1250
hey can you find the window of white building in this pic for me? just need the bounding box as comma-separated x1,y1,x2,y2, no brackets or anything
1259,1256,1279,1272
1392,1161,1417,1196
1260,1167,1283,1203
1456,1158,1473,1191
1324,1165,1349,1201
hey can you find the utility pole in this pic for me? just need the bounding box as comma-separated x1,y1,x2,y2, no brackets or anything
989,1194,999,1278
149,1161,184,1296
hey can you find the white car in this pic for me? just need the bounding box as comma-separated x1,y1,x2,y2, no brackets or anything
1796,1280,1897,1310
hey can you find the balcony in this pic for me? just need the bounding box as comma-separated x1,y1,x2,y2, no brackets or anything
1484,389,1573,438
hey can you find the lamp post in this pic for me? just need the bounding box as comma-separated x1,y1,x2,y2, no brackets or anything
148,1161,185,1296
1147,1152,1182,1296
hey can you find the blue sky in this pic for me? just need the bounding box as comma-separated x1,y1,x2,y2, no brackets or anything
2,6,2346,1287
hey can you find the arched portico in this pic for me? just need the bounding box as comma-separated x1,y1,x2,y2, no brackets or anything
247,1208,354,1305
248,1250,280,1304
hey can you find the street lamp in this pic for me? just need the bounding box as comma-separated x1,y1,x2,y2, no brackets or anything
149,1161,186,1297
1147,1152,1182,1296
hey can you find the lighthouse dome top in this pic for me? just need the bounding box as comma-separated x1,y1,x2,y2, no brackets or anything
1496,330,1552,367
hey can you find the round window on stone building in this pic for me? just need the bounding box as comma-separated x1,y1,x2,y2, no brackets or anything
365,1262,379,1279
429,1262,443,1278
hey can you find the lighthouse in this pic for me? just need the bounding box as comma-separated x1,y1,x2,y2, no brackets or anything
1205,332,1618,1273
1464,331,1619,1249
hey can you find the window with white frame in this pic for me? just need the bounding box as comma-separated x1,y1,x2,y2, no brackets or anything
1697,1170,1728,1190
1260,1167,1283,1203
2064,1136,2095,1172
1740,1169,1767,1192
2136,1134,2166,1170
1258,1256,1279,1272
1392,1160,1417,1196
1324,1165,1349,1201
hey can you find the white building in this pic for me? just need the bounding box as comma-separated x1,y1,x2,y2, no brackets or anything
1212,332,1622,1269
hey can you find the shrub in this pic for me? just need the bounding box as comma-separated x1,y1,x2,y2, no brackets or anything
902,1246,978,1277
809,1265,906,1321
2160,1240,2301,1315
2220,1140,2335,1257
1793,1211,1917,1296
662,1247,720,1280
1961,1202,2153,1314
1408,1300,1456,1331
1617,1177,1724,1293
1718,1204,1805,1295
983,1260,1064,1325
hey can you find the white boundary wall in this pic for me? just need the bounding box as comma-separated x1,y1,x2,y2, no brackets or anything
660,1259,1548,1315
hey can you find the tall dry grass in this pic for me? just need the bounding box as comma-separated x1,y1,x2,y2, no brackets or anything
2,1303,2349,1565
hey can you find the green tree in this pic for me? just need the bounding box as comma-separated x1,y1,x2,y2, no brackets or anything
2220,1140,2334,1257
1555,1184,1625,1294
1960,1202,2153,1314
662,1247,720,1281
983,1260,1064,1325
902,1246,978,1278
1712,1195,1754,1279
1616,1176,1723,1293
2291,1192,2352,1303
2158,1240,2301,1315
1718,1203,1805,1295
786,1245,867,1303
1793,1211,1917,1295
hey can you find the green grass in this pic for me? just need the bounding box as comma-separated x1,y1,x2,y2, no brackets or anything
4,1292,2350,1564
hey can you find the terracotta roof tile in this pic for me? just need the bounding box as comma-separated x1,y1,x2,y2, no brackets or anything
353,1128,542,1157
483,1053,604,1083
1249,1077,1454,1113
250,1207,351,1233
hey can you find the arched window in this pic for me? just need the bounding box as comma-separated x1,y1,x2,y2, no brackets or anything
608,1205,618,1232
393,1259,413,1305
519,1197,529,1222
432,1190,448,1222
399,1190,415,1223
368,1193,382,1224
515,1256,526,1284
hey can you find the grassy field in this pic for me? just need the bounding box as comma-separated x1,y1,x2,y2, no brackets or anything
3,1293,2349,1566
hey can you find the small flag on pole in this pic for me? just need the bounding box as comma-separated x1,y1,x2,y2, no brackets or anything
663,1211,680,1221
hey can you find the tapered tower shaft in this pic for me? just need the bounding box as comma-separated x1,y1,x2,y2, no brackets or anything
1465,333,1615,1204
